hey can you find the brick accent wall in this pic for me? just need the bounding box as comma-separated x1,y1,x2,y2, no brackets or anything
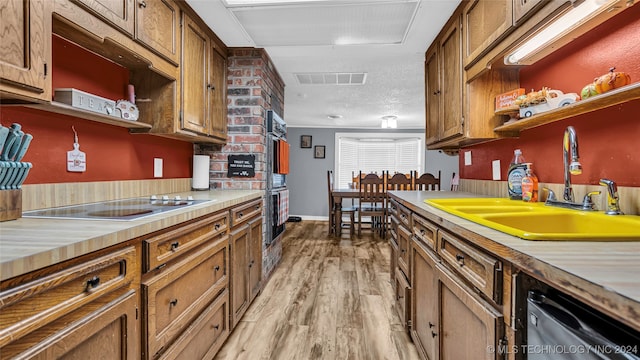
196,48,285,280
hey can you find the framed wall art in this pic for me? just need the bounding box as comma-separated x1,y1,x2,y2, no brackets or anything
314,145,325,159
300,135,312,148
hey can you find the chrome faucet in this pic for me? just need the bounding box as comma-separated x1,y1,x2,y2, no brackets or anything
563,126,582,202
599,178,623,215
545,126,594,211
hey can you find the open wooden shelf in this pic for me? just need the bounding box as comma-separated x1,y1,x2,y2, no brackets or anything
493,82,640,133
24,102,152,130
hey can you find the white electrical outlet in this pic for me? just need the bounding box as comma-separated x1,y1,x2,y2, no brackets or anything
492,160,501,180
464,151,472,166
154,158,163,178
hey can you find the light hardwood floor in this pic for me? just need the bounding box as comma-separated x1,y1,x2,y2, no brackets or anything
215,220,420,360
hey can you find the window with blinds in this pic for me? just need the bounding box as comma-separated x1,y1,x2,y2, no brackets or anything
335,133,424,188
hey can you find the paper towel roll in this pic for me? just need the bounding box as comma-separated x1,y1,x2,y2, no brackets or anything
192,155,210,190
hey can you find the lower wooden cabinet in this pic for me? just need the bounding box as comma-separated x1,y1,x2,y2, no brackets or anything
248,216,263,300
394,267,411,329
390,194,509,360
1,197,266,360
411,238,439,360
230,208,263,329
438,264,504,360
230,223,250,328
229,199,263,329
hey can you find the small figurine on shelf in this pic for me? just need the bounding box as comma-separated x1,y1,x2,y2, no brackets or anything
515,87,579,118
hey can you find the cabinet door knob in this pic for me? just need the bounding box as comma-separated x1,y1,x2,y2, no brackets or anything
214,265,221,272
213,324,220,330
138,0,147,8
169,298,178,307
455,253,465,266
238,212,244,218
86,276,100,290
214,223,221,230
429,322,435,328
171,241,179,251
431,331,438,338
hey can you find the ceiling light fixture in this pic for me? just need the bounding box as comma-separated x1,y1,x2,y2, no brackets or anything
381,115,398,129
505,0,624,65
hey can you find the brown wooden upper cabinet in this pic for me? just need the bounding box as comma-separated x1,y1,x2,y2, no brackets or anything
0,0,50,101
135,0,180,65
425,11,464,146
66,0,179,65
181,12,227,141
463,0,513,68
71,0,135,36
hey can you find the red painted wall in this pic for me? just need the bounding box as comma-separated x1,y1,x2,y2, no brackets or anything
0,36,192,184
461,4,640,187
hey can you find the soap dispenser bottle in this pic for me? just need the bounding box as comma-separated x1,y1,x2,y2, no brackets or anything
507,149,527,200
521,163,538,202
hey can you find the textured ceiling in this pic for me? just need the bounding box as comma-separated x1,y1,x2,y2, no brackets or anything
187,0,462,129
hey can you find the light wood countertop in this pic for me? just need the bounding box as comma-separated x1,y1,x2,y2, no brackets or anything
389,191,640,331
0,190,263,281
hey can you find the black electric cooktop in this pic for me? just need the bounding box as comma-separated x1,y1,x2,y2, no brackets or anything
22,196,213,221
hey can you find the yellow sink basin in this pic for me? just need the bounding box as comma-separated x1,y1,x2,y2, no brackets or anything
425,198,640,241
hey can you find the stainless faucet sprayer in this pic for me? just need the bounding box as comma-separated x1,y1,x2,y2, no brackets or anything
563,126,582,202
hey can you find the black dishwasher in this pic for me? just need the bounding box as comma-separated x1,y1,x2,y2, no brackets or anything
527,291,639,360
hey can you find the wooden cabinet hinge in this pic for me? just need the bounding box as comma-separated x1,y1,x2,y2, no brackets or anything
44,63,47,78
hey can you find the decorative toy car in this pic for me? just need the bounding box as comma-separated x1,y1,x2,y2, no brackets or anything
517,89,579,118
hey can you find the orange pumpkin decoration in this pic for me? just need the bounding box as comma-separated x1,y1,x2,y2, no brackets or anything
594,67,631,94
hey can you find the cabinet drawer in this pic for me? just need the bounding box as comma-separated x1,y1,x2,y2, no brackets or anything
413,214,438,250
144,211,228,272
231,199,262,227
437,229,502,303
158,289,230,360
143,237,228,357
397,202,412,228
389,199,400,218
0,246,136,348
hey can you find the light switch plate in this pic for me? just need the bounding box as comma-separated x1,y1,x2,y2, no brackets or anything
154,158,163,178
492,160,501,180
464,151,472,166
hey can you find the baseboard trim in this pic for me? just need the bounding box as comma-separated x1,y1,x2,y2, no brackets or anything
290,215,329,221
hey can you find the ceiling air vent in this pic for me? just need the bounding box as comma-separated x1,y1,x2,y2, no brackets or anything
295,72,367,85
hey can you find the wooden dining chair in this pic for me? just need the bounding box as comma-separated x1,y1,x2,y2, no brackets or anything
387,171,413,191
414,171,441,191
327,170,357,237
358,172,386,237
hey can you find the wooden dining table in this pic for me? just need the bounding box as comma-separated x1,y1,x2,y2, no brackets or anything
331,188,360,235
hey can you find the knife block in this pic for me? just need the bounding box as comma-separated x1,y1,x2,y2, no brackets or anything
0,189,22,221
